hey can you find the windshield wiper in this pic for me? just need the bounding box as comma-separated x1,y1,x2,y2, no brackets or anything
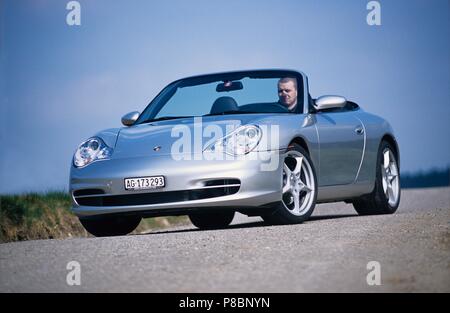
204,110,260,116
141,116,194,124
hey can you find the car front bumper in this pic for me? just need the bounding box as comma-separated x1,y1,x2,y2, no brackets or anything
70,151,284,217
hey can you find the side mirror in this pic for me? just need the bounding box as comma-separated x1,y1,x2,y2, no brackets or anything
314,95,347,111
121,111,140,126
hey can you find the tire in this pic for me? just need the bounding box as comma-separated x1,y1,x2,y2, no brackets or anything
262,143,318,225
79,215,141,237
353,140,401,215
189,211,235,230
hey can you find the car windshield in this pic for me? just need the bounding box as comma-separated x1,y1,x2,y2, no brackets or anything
136,71,304,124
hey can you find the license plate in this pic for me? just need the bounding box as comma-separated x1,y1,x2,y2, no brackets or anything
124,176,165,191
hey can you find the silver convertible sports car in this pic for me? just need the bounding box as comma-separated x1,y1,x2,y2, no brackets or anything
70,69,400,236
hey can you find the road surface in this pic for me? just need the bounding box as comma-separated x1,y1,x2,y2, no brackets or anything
0,187,449,292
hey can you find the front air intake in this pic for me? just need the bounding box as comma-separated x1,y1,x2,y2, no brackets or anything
74,185,240,207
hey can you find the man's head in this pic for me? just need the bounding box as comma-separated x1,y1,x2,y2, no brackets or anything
278,77,298,110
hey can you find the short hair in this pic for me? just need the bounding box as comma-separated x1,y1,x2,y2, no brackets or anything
278,77,297,90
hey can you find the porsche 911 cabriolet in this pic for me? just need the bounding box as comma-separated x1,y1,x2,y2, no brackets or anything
70,69,400,236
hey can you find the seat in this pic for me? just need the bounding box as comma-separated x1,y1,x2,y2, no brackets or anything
210,96,239,115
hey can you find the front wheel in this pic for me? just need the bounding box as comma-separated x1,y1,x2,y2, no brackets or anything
189,211,235,230
353,140,400,215
262,144,318,225
79,215,141,237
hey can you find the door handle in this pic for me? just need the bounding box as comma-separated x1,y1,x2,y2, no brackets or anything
355,126,364,135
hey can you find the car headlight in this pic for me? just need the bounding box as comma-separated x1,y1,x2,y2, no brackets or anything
204,125,262,155
73,137,113,168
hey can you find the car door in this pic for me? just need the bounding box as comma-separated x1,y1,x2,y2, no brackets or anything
315,109,365,186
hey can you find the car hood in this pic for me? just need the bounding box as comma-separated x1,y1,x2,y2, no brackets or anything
111,114,287,159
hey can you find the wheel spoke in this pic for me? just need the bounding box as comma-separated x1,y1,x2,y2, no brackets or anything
283,163,292,194
293,192,300,212
383,150,390,169
391,175,399,186
301,184,312,193
293,156,303,175
381,165,387,178
283,180,291,193
299,177,312,192
390,163,398,176
284,163,292,177
382,174,388,194
387,184,395,202
387,174,396,184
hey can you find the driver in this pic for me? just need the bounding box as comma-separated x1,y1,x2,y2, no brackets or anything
278,77,298,112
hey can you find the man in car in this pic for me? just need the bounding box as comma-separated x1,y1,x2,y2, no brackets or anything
278,77,298,112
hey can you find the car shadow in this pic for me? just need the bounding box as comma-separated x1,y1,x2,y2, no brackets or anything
137,213,359,236
308,213,357,221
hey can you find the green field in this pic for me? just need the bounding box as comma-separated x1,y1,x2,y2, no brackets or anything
0,192,188,243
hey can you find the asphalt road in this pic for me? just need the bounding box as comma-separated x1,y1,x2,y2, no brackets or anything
0,187,449,292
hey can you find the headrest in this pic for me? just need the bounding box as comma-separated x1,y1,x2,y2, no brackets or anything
210,96,239,114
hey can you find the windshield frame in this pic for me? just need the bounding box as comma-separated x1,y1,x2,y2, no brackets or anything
135,69,306,125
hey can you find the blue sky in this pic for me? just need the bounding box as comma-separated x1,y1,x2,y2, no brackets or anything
1,0,449,193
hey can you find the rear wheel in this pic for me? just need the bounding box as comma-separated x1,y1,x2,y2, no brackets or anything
262,144,317,225
189,211,235,230
79,215,141,237
353,140,400,215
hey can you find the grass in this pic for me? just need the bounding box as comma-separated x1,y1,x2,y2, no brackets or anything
0,191,189,243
